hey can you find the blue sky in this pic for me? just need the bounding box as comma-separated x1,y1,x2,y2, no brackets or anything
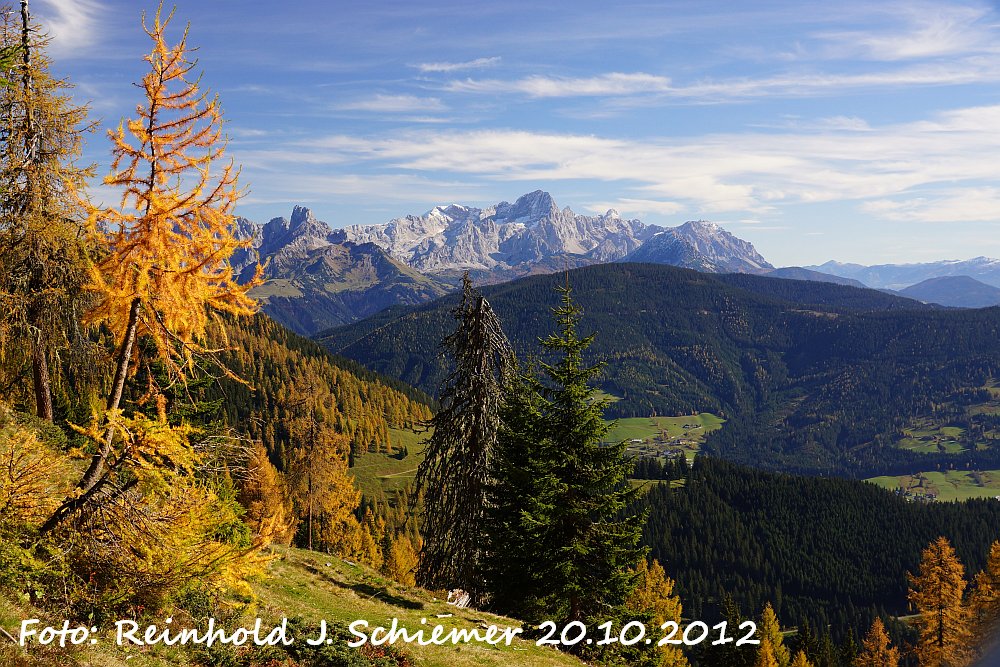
33,0,1000,266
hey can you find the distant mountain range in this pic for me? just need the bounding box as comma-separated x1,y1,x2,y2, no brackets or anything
898,275,1000,308
231,206,449,335
807,257,1000,291
231,190,1000,335
233,191,781,334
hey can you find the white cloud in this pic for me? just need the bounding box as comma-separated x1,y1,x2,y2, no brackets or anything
585,199,684,217
862,188,1000,222
271,102,1000,224
416,56,501,73
448,72,672,98
817,3,994,61
35,0,103,56
448,60,1000,103
336,94,448,113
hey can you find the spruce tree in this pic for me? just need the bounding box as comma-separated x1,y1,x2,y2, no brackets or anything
414,274,512,599
487,284,645,630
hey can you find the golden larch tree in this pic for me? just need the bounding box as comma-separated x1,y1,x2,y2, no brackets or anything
908,536,971,667
382,533,420,587
758,602,791,667
41,3,260,532
627,558,688,667
854,617,899,667
237,441,297,546
284,368,362,553
970,540,1000,630
755,639,780,667
790,651,814,667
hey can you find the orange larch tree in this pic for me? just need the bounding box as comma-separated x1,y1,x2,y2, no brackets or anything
41,3,260,533
908,536,971,667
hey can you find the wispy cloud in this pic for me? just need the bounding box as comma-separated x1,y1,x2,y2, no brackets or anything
336,94,448,114
585,199,684,216
448,72,672,98
35,0,104,56
817,3,995,61
416,56,501,73
862,187,1000,223
270,102,1000,223
447,59,1000,103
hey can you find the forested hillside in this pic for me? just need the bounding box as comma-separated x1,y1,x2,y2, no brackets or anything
203,313,433,465
639,457,1000,644
318,263,1000,476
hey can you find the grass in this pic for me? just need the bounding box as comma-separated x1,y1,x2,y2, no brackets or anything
895,380,1000,455
607,413,724,462
350,427,430,500
350,413,725,500
866,469,1000,502
896,421,968,454
253,547,582,667
1,548,583,667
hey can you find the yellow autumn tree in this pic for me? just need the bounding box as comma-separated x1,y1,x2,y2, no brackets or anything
758,602,791,667
238,441,297,546
382,533,420,587
285,369,362,553
627,558,688,666
854,617,899,667
755,639,780,667
790,650,814,667
970,540,1000,630
909,536,971,667
26,5,269,615
41,3,261,533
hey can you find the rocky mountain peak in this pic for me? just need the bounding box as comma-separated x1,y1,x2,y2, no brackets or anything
290,205,315,227
333,191,770,277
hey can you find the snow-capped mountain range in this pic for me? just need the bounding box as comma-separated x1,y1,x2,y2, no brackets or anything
231,190,779,334
233,189,1000,334
337,190,655,273
337,190,772,276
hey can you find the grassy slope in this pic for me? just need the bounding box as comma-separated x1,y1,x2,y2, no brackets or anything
867,469,1000,501
354,414,723,499
1,547,581,667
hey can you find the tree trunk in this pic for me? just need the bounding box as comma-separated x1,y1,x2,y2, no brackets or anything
40,297,141,534
30,332,52,421
79,296,141,490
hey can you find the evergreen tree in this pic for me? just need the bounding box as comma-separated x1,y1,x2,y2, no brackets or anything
414,274,512,599
853,618,898,667
908,536,970,667
0,0,92,422
794,618,820,663
696,593,755,667
487,285,646,638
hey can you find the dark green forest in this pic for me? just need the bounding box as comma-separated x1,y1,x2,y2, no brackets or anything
637,457,1000,651
317,263,1000,476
